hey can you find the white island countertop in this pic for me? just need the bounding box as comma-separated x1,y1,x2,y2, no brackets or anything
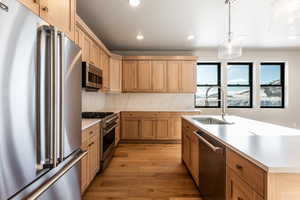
183,115,300,173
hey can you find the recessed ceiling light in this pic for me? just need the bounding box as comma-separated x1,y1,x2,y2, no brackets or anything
136,33,144,40
187,35,195,40
129,0,141,7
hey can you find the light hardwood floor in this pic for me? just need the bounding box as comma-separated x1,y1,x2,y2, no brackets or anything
83,144,202,200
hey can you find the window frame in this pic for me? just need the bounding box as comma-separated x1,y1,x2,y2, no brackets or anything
227,62,253,108
194,62,221,108
260,62,285,109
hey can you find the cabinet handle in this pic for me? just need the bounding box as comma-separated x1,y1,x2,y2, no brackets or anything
238,198,243,200
42,7,49,12
236,164,243,171
89,131,94,135
88,142,95,147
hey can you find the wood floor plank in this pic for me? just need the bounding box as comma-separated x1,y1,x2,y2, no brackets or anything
83,144,201,200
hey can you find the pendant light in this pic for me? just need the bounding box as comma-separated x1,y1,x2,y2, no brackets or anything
218,0,242,60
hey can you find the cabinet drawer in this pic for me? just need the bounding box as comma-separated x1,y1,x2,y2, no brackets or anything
82,124,99,143
122,112,157,118
227,168,255,200
227,149,266,198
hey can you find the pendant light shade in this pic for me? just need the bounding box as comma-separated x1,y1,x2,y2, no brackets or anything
218,0,242,60
218,33,242,60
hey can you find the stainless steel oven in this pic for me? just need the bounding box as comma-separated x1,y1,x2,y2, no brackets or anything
82,62,102,90
100,113,118,171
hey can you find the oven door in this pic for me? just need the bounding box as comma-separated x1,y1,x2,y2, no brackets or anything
100,124,116,171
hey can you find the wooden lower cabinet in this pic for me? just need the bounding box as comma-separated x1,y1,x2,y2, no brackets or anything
227,167,258,200
121,112,200,141
121,118,140,139
140,119,156,139
80,143,89,192
155,118,169,139
182,119,199,186
81,123,100,193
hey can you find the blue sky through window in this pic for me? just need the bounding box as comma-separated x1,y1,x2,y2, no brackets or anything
197,65,218,85
261,65,281,85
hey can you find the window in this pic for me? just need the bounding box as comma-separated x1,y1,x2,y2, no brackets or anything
260,63,285,108
227,63,253,108
195,63,221,108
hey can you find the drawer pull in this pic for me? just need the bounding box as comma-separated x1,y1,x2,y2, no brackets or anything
89,131,94,135
42,7,49,12
238,198,243,200
88,142,95,147
236,164,243,170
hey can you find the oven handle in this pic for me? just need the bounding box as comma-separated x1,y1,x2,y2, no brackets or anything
105,115,118,124
194,131,223,154
103,123,118,136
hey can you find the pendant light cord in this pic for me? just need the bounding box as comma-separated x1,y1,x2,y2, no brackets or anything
228,0,232,42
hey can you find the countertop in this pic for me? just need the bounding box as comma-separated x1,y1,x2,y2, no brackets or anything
82,119,102,131
89,108,202,113
183,115,300,173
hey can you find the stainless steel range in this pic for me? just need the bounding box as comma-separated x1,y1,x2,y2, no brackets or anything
82,112,118,171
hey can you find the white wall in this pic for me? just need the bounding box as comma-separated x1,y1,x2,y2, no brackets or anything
83,49,300,129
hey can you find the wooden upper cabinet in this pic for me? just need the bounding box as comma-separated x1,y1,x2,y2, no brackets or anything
137,61,152,91
109,57,122,92
152,61,167,92
18,0,40,15
167,61,181,92
123,61,138,91
101,50,110,90
82,35,91,62
90,42,98,66
40,0,75,40
181,61,196,93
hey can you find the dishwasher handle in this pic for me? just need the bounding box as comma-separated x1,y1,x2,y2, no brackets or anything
194,131,223,154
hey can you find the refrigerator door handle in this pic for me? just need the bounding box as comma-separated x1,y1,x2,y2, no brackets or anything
36,25,58,169
58,31,65,162
25,151,87,200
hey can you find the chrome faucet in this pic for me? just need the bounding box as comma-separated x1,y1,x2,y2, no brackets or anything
205,86,228,122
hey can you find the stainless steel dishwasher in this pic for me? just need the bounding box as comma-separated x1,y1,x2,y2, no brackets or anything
195,130,226,200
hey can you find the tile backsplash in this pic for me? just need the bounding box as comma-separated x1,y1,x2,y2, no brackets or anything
81,91,195,111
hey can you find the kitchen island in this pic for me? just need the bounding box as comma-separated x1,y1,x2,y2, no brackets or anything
182,115,300,200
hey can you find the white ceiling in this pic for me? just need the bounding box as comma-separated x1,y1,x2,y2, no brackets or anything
77,0,300,50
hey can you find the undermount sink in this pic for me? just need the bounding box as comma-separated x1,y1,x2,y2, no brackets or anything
192,117,234,125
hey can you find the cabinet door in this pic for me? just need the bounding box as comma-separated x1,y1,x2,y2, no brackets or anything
82,35,91,62
88,136,98,182
140,119,156,139
115,124,121,146
156,119,169,139
77,28,84,49
152,61,167,92
227,168,254,200
40,0,75,40
102,51,110,90
137,61,152,91
18,0,40,15
80,143,89,193
167,61,181,92
110,58,122,92
121,119,140,139
90,42,98,66
182,134,191,168
190,133,199,186
168,118,182,139
122,61,137,91
181,61,196,93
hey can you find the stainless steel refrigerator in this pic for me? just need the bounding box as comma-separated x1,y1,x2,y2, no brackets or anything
0,0,85,199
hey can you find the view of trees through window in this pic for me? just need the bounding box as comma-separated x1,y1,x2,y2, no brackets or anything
195,62,285,108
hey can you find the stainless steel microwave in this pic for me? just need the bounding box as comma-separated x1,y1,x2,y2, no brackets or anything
82,62,102,91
